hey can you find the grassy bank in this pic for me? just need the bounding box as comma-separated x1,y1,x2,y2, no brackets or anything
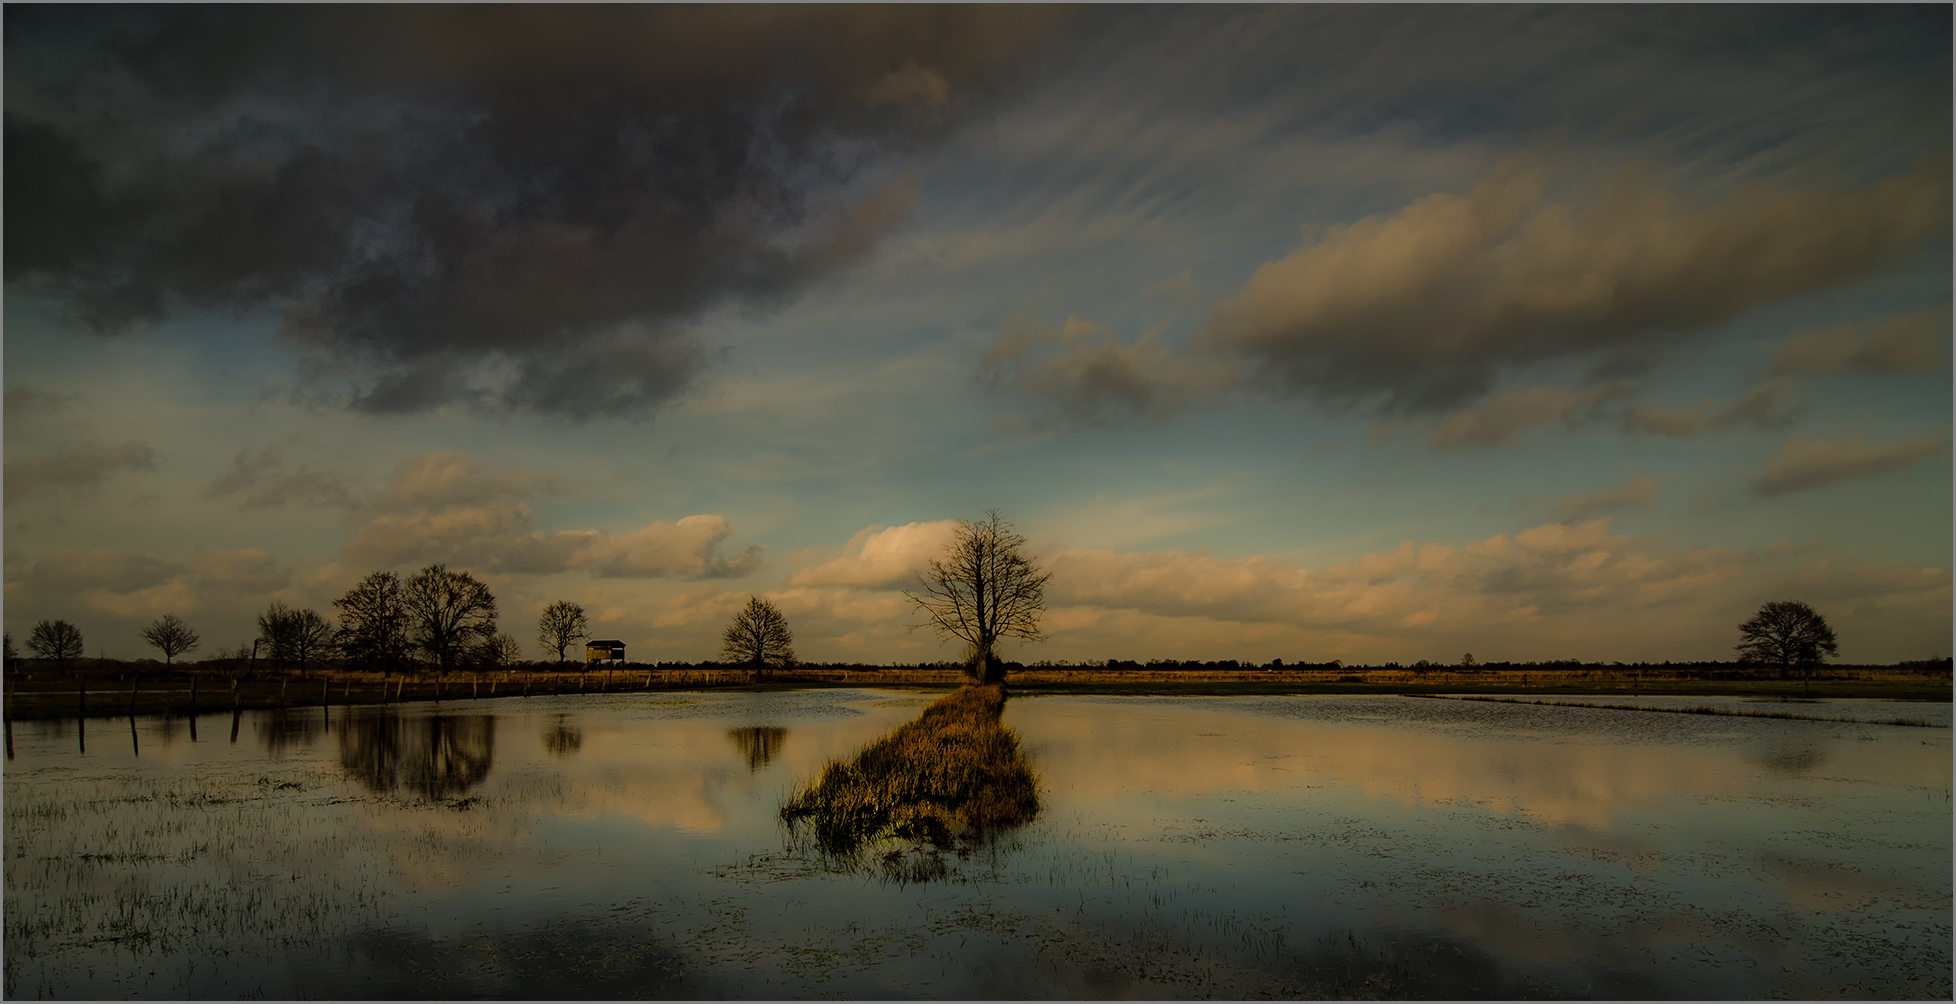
3,659,1946,722
780,682,1039,868
0,665,760,722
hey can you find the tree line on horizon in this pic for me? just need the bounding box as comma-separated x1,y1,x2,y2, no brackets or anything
0,511,1891,683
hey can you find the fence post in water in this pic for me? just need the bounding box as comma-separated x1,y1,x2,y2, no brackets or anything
129,670,141,716
189,674,198,716
129,714,139,756
230,707,241,744
78,715,86,754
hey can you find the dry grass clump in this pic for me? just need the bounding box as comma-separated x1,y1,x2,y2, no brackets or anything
779,683,1039,860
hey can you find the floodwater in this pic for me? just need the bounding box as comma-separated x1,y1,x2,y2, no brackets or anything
4,690,1949,999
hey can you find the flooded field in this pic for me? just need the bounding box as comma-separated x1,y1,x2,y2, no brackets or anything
5,689,1949,999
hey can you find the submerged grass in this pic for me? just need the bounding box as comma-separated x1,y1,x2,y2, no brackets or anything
779,683,1039,864
1428,694,1941,728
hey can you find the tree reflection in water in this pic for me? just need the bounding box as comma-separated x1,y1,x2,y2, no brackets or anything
727,726,787,771
781,683,1038,881
255,707,326,757
337,709,496,800
542,716,583,758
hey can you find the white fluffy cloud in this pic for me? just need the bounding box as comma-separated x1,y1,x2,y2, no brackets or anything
745,514,1949,664
788,520,962,589
1033,518,1947,662
342,451,762,579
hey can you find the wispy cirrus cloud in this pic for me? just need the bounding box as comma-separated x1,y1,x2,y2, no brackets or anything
1745,429,1949,497
1623,379,1799,438
1767,305,1951,376
981,316,1235,429
4,441,157,503
1548,476,1661,521
1426,381,1635,450
206,438,362,510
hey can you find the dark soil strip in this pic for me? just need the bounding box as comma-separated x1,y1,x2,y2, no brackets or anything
1419,693,1941,728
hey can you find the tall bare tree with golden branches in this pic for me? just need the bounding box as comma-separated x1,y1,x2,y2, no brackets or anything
905,509,1051,683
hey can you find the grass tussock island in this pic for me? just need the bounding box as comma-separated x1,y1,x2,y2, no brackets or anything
779,683,1039,867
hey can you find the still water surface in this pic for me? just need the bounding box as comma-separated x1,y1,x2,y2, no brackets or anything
5,690,1949,999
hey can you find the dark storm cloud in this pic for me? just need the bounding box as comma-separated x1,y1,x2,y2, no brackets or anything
4,5,1067,419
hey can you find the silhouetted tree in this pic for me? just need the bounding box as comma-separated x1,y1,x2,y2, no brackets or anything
335,571,410,672
722,596,794,681
404,564,498,674
258,603,335,670
537,600,589,663
905,509,1050,683
28,619,84,669
140,614,201,664
4,631,17,669
1737,600,1839,681
478,632,523,668
290,609,336,669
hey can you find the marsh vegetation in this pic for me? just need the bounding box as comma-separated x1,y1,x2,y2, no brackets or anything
780,683,1039,872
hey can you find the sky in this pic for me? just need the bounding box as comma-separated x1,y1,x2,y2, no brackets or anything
4,5,1950,667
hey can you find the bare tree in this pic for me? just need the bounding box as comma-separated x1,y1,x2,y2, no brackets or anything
905,509,1051,683
721,596,795,681
28,619,85,670
292,609,337,670
140,614,201,664
479,632,524,668
1737,600,1839,682
335,571,410,672
538,600,589,663
5,631,19,669
404,564,499,674
257,602,296,669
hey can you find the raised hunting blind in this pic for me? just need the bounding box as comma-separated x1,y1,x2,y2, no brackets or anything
585,640,626,663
